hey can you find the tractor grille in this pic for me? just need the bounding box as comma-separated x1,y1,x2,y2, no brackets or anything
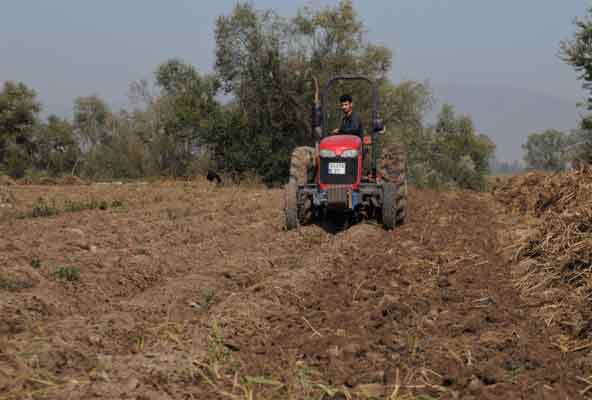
327,187,348,204
320,157,358,185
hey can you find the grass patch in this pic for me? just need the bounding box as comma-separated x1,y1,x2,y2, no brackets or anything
207,321,230,366
30,258,42,269
0,276,34,291
21,197,59,218
18,197,125,219
64,198,105,212
110,199,124,208
54,266,80,282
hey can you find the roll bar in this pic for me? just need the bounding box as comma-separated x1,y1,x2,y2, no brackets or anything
320,76,381,176
321,75,379,137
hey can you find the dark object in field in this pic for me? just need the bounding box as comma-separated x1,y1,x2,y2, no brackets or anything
206,169,222,184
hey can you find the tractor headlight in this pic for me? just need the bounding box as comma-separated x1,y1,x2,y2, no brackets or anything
341,149,358,158
320,149,336,158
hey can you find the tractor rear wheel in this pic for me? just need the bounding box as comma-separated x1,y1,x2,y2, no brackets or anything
381,143,408,225
382,182,396,230
287,146,315,226
285,179,299,230
395,181,407,225
289,146,315,185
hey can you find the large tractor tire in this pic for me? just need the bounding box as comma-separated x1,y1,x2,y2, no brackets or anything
289,146,315,185
285,180,299,230
395,181,407,225
285,146,315,229
380,143,408,226
382,182,397,230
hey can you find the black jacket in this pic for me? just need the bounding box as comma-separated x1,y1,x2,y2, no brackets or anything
339,111,363,137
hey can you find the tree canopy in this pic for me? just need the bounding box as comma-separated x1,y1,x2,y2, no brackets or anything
522,129,567,171
561,8,592,110
560,7,592,165
0,81,41,177
416,105,495,190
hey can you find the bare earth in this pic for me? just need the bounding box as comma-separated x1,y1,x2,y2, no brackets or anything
0,180,590,399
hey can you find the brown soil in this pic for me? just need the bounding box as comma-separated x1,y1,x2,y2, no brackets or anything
0,180,590,399
0,176,15,186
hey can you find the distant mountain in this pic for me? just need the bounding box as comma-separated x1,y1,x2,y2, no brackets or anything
429,82,581,161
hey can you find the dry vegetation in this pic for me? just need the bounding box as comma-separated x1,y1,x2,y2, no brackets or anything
493,167,592,360
0,175,591,399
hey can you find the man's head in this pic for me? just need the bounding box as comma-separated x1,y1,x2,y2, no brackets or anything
339,94,353,115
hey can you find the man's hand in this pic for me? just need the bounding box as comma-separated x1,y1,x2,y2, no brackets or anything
332,128,340,134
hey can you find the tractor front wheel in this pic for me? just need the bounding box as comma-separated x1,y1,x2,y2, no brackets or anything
382,181,407,230
395,181,407,225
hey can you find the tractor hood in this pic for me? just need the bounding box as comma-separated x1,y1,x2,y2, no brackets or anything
319,135,361,155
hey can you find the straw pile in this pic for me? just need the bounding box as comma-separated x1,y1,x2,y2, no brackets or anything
492,168,592,216
494,166,592,337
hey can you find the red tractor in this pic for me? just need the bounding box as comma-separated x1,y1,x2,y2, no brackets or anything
285,76,407,230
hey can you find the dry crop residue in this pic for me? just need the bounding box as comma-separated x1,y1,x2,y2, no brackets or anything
0,179,589,399
493,167,592,375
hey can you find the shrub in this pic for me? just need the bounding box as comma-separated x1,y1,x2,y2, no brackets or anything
55,266,80,282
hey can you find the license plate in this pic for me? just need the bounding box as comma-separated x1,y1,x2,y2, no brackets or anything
328,162,346,175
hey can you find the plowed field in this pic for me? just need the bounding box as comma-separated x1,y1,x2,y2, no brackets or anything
1,180,590,399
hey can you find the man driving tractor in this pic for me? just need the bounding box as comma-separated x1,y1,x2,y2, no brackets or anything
332,94,363,137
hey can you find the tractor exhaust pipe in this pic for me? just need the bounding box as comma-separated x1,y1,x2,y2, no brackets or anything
312,76,322,139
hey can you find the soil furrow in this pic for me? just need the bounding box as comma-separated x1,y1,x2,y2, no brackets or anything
1,182,590,399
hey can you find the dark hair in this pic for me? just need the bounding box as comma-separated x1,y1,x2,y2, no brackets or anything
339,94,353,103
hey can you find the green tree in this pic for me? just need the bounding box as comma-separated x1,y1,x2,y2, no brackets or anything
33,115,79,175
73,95,112,149
80,109,156,180
380,80,433,185
117,60,222,178
291,0,392,81
154,58,219,175
561,7,592,163
381,81,432,135
563,126,592,165
522,129,567,171
0,81,41,177
561,8,592,110
127,78,168,174
418,105,495,190
435,104,457,135
214,3,310,181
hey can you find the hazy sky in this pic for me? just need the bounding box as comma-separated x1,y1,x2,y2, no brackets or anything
0,0,588,117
